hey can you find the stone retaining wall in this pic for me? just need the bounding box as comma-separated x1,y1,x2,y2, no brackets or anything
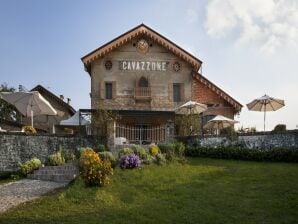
178,130,298,149
0,133,98,172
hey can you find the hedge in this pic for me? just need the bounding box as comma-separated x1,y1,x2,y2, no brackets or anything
185,146,298,162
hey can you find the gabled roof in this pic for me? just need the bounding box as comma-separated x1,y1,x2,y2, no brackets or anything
192,72,243,112
31,85,76,115
81,24,202,74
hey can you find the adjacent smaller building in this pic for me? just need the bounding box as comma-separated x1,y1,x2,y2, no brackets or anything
21,85,76,133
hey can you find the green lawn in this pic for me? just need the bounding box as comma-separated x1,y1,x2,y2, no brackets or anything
1,158,298,224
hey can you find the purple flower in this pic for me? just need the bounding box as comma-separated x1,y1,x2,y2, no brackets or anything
120,154,141,169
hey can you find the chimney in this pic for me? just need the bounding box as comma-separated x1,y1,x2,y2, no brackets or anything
67,98,71,104
60,95,64,101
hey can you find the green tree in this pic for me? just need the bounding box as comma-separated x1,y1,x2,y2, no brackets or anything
174,114,201,136
0,83,20,121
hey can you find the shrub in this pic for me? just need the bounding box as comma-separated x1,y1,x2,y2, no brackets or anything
119,148,133,157
156,154,166,165
22,126,36,134
96,144,105,153
48,147,65,166
133,146,149,160
20,158,41,176
62,150,76,162
221,127,238,141
80,150,113,187
273,124,286,132
80,147,94,156
142,154,155,165
149,145,159,156
120,154,141,169
158,142,185,161
98,151,117,168
174,141,186,157
185,145,298,163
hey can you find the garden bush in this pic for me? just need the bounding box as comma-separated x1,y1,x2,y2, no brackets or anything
120,154,141,169
185,145,298,162
62,150,76,162
95,144,105,153
133,146,149,160
221,127,238,141
22,126,36,134
158,141,185,160
155,153,167,165
119,148,133,157
149,145,159,156
80,150,113,187
142,154,155,165
272,124,286,133
98,151,117,168
80,147,94,156
20,158,41,176
48,147,65,166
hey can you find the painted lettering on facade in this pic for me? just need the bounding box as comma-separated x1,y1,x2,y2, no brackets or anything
119,61,169,71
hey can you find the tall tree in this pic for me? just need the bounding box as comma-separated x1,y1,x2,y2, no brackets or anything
0,83,20,122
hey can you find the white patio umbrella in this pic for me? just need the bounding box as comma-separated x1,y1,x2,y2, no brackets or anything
203,115,239,134
246,94,285,131
0,91,57,128
175,100,207,115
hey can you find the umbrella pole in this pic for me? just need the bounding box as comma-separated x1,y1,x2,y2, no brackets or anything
264,107,266,131
31,110,34,128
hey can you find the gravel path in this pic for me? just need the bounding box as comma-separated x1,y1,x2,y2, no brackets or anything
0,179,67,213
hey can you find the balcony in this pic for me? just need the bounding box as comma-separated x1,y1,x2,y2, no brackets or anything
134,87,151,101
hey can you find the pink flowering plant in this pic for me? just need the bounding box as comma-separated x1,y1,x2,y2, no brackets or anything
120,154,141,169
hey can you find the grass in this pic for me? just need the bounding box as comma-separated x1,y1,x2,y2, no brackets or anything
0,158,298,224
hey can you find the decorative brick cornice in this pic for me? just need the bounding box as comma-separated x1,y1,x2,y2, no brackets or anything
192,71,243,112
81,24,202,74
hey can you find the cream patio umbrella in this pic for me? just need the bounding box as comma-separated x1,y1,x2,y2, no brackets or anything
246,94,285,131
175,100,208,115
203,115,239,135
0,91,57,128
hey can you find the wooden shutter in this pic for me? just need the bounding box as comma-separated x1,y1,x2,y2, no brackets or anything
112,81,117,99
168,83,173,101
99,81,105,99
180,83,185,101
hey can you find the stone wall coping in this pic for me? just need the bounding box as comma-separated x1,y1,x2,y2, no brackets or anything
176,130,298,140
0,132,87,138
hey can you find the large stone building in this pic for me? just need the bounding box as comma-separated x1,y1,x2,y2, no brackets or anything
81,24,242,143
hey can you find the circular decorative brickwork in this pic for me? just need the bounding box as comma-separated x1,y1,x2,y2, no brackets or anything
173,62,181,72
105,60,112,70
136,39,149,54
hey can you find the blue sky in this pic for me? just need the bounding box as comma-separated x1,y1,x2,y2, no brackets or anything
0,0,297,130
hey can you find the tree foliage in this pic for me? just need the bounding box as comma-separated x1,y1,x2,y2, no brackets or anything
0,83,20,121
174,114,201,136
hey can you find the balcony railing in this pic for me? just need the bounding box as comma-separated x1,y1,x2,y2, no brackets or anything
134,87,151,101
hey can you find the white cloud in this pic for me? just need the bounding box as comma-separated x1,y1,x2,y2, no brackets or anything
205,0,298,53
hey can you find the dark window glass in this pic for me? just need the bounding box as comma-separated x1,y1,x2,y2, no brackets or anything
173,83,181,102
105,83,112,100
139,77,148,87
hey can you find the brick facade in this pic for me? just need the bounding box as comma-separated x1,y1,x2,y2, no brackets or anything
192,78,236,119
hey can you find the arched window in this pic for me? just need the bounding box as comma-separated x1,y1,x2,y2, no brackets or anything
138,77,149,87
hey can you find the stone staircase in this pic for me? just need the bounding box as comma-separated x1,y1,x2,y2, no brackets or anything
27,162,79,183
